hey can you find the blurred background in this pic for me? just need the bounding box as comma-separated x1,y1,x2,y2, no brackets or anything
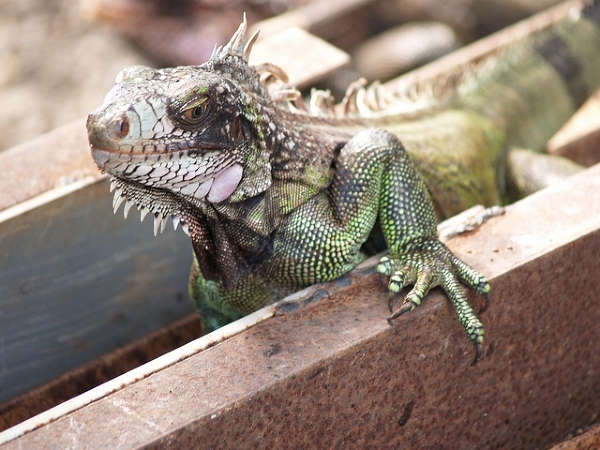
0,0,561,152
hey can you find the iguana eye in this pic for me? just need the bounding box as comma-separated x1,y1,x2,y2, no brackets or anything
180,97,208,125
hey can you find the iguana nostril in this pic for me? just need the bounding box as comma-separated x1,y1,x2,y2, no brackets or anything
108,115,130,139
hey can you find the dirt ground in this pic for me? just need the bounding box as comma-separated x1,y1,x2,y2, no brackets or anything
0,0,150,152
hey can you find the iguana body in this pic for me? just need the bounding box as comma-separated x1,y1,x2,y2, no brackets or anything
87,0,600,362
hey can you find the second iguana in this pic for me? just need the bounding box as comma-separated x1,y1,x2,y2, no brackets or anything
87,0,600,363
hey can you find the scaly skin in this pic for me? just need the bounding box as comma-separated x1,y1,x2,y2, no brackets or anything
87,0,600,363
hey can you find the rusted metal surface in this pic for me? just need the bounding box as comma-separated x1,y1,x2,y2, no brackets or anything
0,314,201,432
2,163,599,449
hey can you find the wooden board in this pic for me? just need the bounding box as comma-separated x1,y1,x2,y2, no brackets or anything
0,178,193,401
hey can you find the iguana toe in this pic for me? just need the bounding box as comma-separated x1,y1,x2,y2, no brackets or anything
378,238,488,362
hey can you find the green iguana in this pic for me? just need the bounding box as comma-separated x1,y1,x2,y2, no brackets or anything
87,0,600,363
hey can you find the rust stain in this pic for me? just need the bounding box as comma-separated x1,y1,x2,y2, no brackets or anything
0,314,201,432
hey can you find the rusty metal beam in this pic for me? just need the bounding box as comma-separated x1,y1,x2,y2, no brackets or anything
0,314,201,432
2,161,600,449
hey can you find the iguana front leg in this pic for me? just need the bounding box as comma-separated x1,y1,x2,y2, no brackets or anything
192,127,490,361
306,127,490,362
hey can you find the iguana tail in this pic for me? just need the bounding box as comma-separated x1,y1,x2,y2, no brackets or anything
460,0,600,152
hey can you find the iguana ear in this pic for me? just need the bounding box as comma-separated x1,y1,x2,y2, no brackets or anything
230,115,244,143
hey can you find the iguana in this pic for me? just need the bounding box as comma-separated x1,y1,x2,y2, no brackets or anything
87,0,600,363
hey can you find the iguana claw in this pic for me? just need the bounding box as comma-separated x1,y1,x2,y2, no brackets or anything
386,300,484,366
479,293,491,315
377,238,489,364
472,343,483,366
386,300,414,322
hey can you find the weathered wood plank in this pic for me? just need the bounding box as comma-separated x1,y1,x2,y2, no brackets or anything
0,178,193,401
547,90,600,167
249,27,349,89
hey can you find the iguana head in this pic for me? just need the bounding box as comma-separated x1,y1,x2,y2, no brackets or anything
87,18,276,235
87,19,340,286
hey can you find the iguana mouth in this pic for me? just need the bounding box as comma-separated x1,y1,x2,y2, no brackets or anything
96,145,244,236
92,145,243,204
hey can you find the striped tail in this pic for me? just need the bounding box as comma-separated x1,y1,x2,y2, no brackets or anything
460,0,600,152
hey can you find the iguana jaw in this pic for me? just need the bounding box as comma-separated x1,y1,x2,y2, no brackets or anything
90,142,244,201
107,175,182,237
92,147,243,239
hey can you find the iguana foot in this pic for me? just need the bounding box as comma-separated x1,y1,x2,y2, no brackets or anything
377,237,490,364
